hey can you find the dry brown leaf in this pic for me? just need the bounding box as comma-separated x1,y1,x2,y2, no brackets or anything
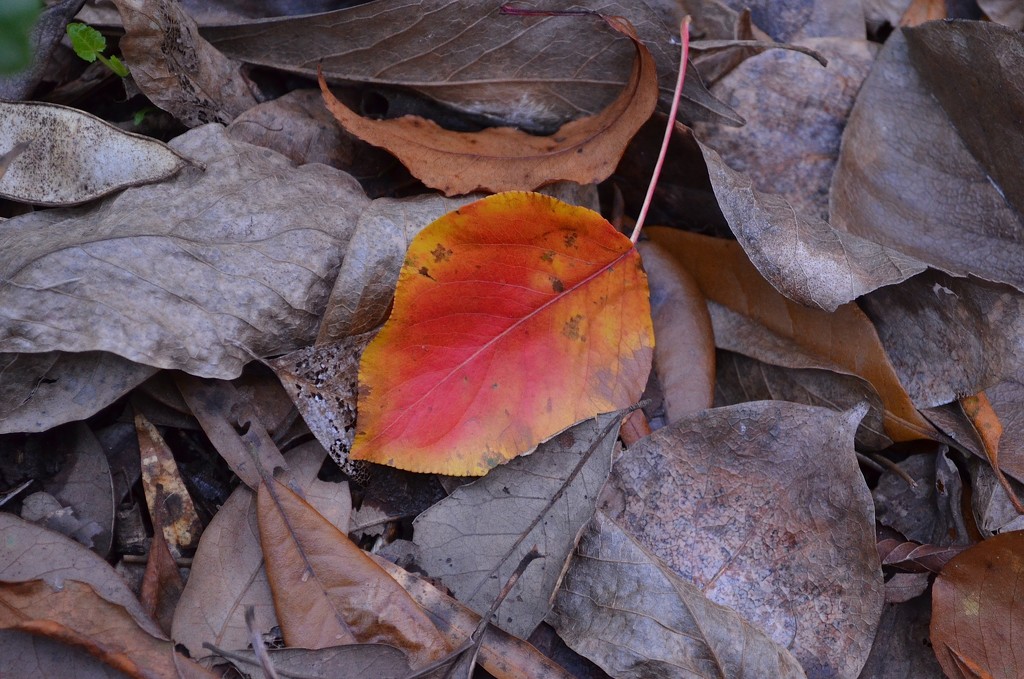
550,511,806,678
172,442,346,659
873,450,971,547
0,101,187,206
0,124,369,378
0,352,156,435
649,227,934,442
212,645,414,679
257,478,449,666
831,24,1024,292
412,410,627,639
140,528,184,636
113,0,259,126
931,532,1024,679
318,14,657,196
136,412,203,557
637,240,715,420
0,627,131,679
204,0,740,132
604,402,883,677
372,554,577,679
858,597,945,678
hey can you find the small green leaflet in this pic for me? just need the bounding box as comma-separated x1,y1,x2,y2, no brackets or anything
66,23,129,77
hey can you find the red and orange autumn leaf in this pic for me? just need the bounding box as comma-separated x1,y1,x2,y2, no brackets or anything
351,192,653,475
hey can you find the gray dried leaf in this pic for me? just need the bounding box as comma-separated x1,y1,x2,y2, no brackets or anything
0,101,187,206
978,0,1024,29
412,409,628,640
0,352,155,435
857,597,944,678
202,0,741,132
831,24,1024,292
718,0,865,41
550,511,806,679
604,402,882,678
212,644,413,679
113,0,259,126
0,124,369,379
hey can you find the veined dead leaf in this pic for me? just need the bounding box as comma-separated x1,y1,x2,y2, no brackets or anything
319,14,657,196
352,192,653,475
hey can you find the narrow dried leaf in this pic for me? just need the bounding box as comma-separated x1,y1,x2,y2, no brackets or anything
353,192,652,475
319,15,656,196
831,24,1024,292
140,529,185,636
257,478,448,666
637,240,715,420
550,511,806,678
649,227,934,441
0,101,186,206
604,402,883,677
213,645,413,679
203,0,740,132
0,124,369,378
136,412,203,556
113,0,259,126
172,442,346,659
372,554,576,679
413,409,627,639
931,532,1024,679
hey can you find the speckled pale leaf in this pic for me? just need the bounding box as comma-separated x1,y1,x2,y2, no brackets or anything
352,192,653,475
0,101,187,206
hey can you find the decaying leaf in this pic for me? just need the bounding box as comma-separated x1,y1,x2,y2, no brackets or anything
0,101,187,206
604,402,883,678
172,442,347,659
550,511,806,679
721,0,866,41
872,450,971,547
0,124,369,379
204,0,740,132
352,192,652,475
113,0,259,126
319,14,656,196
931,531,1024,679
257,478,449,667
211,645,414,679
0,627,133,679
413,409,628,639
859,597,945,679
831,23,1024,292
648,227,934,442
139,529,184,636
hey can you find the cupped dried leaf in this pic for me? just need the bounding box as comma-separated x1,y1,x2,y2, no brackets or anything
413,409,627,639
172,442,347,659
550,511,806,679
319,14,656,196
604,402,883,678
0,579,216,679
113,0,258,126
0,101,187,206
637,240,715,421
352,192,653,475
257,478,448,667
831,23,1024,292
931,531,1024,679
0,124,369,379
648,227,934,442
0,352,156,435
204,0,740,132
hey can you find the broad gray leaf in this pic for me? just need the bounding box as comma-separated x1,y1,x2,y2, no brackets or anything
0,124,369,379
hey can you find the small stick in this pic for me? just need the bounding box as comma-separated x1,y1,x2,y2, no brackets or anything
631,16,692,244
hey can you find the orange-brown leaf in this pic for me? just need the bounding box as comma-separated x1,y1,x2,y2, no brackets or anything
931,531,1024,679
352,192,653,475
256,478,449,667
649,227,935,442
318,15,657,196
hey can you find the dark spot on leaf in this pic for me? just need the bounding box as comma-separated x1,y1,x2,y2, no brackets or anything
551,278,564,293
431,243,453,262
541,250,555,263
418,266,434,280
564,231,577,248
562,314,584,341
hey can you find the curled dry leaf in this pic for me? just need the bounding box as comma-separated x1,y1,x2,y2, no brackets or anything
931,531,1024,679
0,124,369,379
112,0,259,126
0,101,187,206
352,192,653,475
550,511,806,679
831,23,1024,292
319,14,657,196
648,227,934,442
604,402,883,678
257,478,449,667
413,409,628,639
204,0,740,132
636,240,715,420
